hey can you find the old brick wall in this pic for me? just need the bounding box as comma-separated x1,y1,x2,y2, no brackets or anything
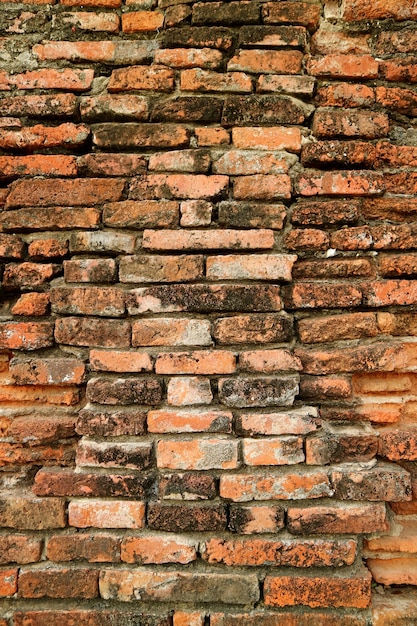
1,0,417,623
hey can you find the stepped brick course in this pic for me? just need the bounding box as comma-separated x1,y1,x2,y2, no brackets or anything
1,0,417,623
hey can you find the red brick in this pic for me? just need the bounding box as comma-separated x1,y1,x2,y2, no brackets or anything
367,558,417,586
257,75,316,96
379,428,417,461
121,536,197,564
155,48,223,69
51,286,125,317
181,69,252,93
34,41,153,62
55,317,131,349
342,0,417,21
13,612,170,626
211,613,366,626
220,469,332,501
80,95,149,122
46,534,120,563
292,199,360,226
313,108,389,138
0,123,89,150
61,0,120,6
285,229,329,251
108,66,174,92
316,82,375,108
148,408,232,433
7,415,76,445
243,436,304,466
294,258,374,280
312,26,371,55
173,613,204,626
143,229,272,251
167,376,213,406
196,127,230,146
262,2,321,30
122,11,164,32
0,321,54,350
155,350,236,375
363,280,417,307
0,536,42,564
219,201,286,229
0,569,17,597
234,174,291,200
0,495,66,529
3,262,60,289
68,500,145,529
296,170,384,196
28,239,68,259
288,502,388,535
18,568,98,599
90,350,152,373
222,94,312,126
384,172,417,195
239,349,301,373
214,150,294,175
232,126,301,151
148,149,210,173
8,68,94,91
130,174,228,201
229,49,302,74
372,589,417,626
308,54,378,79
103,200,178,229
157,438,239,470
6,178,124,209
264,570,372,608
301,140,376,168
0,155,77,178
376,86,417,116
64,258,117,283
132,318,211,347
78,153,146,176
300,375,352,401
306,425,379,464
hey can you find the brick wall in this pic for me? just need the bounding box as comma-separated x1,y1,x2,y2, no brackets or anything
0,0,417,623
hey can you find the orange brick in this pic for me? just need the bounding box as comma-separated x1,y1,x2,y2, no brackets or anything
155,351,236,375
228,50,303,74
89,350,152,373
0,568,17,597
122,11,164,33
308,54,378,79
121,536,197,564
68,500,145,529
108,66,174,92
156,48,223,69
157,438,239,470
148,408,233,433
234,174,292,199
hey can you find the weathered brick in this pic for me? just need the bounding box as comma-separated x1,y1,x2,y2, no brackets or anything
367,558,417,586
155,48,223,69
0,208,101,232
11,293,50,317
55,11,120,32
238,25,307,48
239,349,301,373
211,613,366,626
306,425,378,464
121,536,197,565
301,140,376,168
155,350,236,375
257,75,316,96
264,570,372,608
3,262,59,290
0,568,17,597
70,232,136,254
332,464,411,501
152,96,223,123
9,357,85,386
6,178,124,209
196,127,230,146
288,502,388,535
69,500,145,529
55,317,131,349
213,150,295,175
77,406,146,437
100,569,259,604
313,108,389,138
232,126,301,151
222,95,313,126
148,149,210,173
143,229,273,251
243,437,304,466
298,312,379,344
219,376,298,408
192,1,260,25
34,468,153,498
218,202,286,229
296,170,384,196
0,322,54,350
342,0,417,21
308,54,378,79
237,407,320,436
180,200,213,226
127,285,282,314
13,611,171,626
7,415,76,445
220,469,332,501
77,440,152,470
202,538,356,567
159,474,217,501
161,26,235,51
7,68,94,91
80,95,149,122
167,376,213,406
379,428,417,461
86,377,163,406
0,155,77,178
316,82,375,108
122,11,164,32
132,318,211,347
78,153,146,176
92,123,190,149
285,229,329,251
286,283,362,309
64,258,117,283
19,568,98,599
0,94,78,117
228,49,303,74
0,535,42,564
34,41,154,64
51,286,125,317
262,2,321,30
0,495,66,529
0,124,89,151
46,534,120,563
90,350,152,373
213,313,292,344
130,174,228,201
229,504,284,534
234,175,292,200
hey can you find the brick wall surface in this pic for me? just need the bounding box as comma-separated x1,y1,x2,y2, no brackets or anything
0,0,417,623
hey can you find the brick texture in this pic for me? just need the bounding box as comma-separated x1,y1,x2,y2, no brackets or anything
0,0,416,622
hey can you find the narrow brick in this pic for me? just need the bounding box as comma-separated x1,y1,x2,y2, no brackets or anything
55,317,131,349
148,408,232,433
157,438,239,470
69,500,145,529
46,534,120,563
220,469,332,501
18,568,98,599
121,536,197,565
120,255,203,283
86,377,163,406
287,502,388,535
132,318,211,347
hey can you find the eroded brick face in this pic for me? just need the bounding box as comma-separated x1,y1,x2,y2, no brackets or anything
0,0,416,623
